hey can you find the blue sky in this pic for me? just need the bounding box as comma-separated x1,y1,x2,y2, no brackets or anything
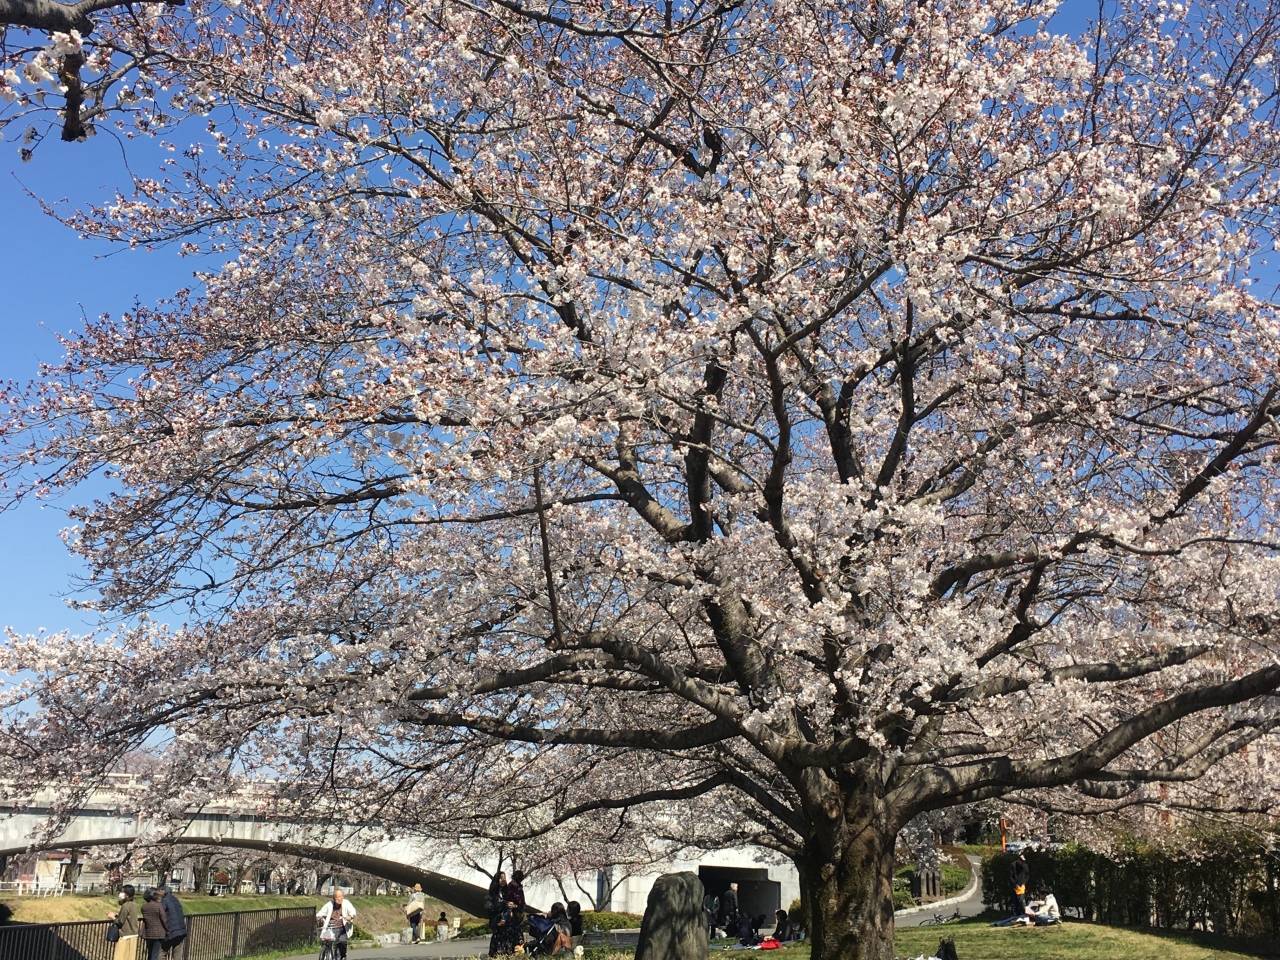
0,133,196,637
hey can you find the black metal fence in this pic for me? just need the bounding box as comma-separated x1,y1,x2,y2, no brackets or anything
0,907,317,960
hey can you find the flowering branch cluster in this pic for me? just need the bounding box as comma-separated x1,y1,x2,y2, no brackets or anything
2,0,1280,954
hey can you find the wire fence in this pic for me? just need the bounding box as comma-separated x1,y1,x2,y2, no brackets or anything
0,906,317,960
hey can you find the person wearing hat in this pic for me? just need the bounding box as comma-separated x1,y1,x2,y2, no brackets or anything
1009,853,1030,917
406,883,427,943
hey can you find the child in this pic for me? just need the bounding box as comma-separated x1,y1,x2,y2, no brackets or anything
437,912,450,942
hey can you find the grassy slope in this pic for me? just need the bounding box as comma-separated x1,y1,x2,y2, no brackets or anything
580,922,1279,960
16,898,1279,960
0,893,452,928
244,921,1280,960
894,920,1280,960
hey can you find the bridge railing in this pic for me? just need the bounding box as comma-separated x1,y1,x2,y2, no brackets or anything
0,906,316,960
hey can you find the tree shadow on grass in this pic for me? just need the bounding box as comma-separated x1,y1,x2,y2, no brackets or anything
1130,925,1280,960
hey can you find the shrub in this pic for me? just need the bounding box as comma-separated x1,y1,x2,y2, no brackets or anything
459,918,490,938
940,863,970,897
581,910,643,931
579,950,632,960
980,837,1280,937
787,897,807,929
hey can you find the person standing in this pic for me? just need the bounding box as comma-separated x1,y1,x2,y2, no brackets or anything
406,882,426,943
1009,853,1029,917
436,911,450,942
159,885,187,959
107,885,140,960
487,871,508,958
703,891,720,938
139,887,170,960
316,888,358,960
498,869,527,955
721,883,739,922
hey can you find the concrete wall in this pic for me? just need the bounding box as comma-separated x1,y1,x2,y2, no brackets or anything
556,847,801,917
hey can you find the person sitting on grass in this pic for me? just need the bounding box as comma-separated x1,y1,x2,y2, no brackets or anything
735,911,758,946
1026,890,1061,925
772,909,797,943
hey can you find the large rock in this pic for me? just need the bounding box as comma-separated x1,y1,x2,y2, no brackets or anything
634,872,709,960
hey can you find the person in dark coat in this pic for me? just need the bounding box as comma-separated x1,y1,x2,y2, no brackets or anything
502,870,527,954
159,885,187,959
567,901,583,938
721,883,739,918
734,911,756,946
139,887,170,960
487,871,508,958
1009,853,1030,917
773,909,796,942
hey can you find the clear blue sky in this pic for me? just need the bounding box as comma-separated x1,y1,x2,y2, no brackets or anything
0,133,195,637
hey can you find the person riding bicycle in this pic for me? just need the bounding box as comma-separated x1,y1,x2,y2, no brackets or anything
316,888,358,959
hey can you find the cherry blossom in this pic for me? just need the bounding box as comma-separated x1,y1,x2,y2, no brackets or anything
3,1,1280,958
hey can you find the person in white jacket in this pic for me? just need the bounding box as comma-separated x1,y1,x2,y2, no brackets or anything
316,889,358,959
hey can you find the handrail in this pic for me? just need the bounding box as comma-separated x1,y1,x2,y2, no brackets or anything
0,904,317,960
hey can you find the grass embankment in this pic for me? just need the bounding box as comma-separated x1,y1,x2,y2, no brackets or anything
894,920,1280,960
577,921,1279,960
0,893,453,930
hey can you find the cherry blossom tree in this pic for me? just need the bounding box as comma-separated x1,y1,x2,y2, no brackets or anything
0,0,185,144
3,0,1280,957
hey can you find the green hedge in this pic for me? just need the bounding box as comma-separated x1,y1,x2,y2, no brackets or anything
893,855,971,909
581,910,643,931
941,863,970,897
981,837,1280,937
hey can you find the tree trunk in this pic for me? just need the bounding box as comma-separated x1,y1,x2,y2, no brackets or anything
801,815,897,960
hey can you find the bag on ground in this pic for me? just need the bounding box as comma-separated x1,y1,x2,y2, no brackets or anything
936,936,958,960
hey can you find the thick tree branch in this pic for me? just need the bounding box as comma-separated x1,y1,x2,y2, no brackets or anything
0,0,175,32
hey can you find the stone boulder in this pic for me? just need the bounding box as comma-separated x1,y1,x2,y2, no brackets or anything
634,872,709,960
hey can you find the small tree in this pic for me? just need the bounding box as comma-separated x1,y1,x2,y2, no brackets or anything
3,1,1280,958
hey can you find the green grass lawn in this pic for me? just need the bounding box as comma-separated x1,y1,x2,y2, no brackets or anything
590,920,1279,960
0,892,417,925
894,919,1280,960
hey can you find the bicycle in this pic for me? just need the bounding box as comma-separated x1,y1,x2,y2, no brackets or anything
918,908,963,925
316,921,347,960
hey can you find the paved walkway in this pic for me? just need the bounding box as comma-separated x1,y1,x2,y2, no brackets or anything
283,859,986,958
894,856,986,928
281,936,494,960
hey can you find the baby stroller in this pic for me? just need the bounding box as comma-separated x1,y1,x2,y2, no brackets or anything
524,914,565,958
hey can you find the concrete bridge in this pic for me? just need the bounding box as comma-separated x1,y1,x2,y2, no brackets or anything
1,778,802,918
0,783,495,914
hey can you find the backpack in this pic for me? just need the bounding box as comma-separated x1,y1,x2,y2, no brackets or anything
936,936,958,960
